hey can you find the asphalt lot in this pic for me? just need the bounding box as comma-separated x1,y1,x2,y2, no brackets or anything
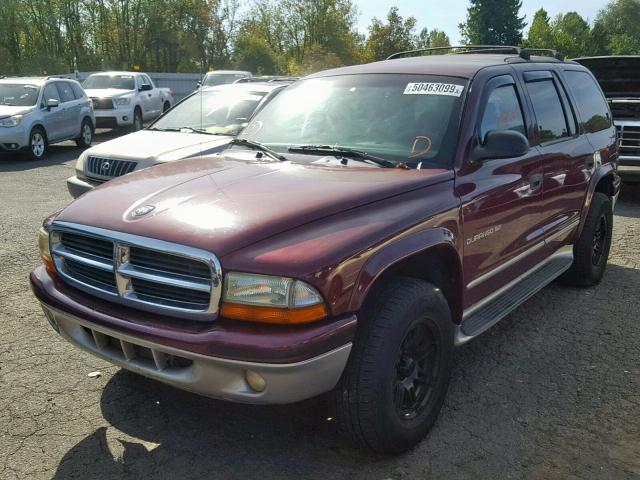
1,132,639,479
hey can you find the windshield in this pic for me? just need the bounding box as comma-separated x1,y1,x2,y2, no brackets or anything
83,74,135,90
0,84,40,106
203,73,247,87
239,74,467,168
151,89,267,135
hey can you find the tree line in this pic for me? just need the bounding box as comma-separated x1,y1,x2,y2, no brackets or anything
1,0,639,76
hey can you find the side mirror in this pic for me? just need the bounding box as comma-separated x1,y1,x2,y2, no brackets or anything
139,84,152,92
47,98,60,110
197,81,202,87
470,130,529,163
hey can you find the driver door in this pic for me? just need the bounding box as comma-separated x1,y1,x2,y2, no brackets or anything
40,83,65,142
456,74,546,307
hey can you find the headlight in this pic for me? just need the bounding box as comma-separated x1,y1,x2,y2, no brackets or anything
115,97,131,106
221,273,327,324
0,115,23,127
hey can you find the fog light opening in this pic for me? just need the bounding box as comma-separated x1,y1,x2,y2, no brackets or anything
122,116,128,121
245,370,266,393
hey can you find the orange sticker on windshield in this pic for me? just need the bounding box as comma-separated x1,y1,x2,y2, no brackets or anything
409,136,432,158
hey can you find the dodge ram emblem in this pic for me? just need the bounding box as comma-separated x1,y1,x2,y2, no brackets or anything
132,205,155,217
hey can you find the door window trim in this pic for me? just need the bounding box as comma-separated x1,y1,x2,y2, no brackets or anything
475,74,530,146
523,69,577,147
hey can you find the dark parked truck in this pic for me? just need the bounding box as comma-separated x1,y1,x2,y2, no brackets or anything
31,49,620,453
574,56,640,184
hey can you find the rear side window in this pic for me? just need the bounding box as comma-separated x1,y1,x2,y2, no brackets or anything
526,79,570,142
564,71,612,133
56,82,75,103
71,83,85,99
480,84,526,141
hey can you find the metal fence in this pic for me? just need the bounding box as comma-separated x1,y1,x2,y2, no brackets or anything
60,71,203,102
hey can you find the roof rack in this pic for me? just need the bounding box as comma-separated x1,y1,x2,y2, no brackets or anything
386,45,564,61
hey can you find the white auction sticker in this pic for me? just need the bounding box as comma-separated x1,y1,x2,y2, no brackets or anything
403,82,464,97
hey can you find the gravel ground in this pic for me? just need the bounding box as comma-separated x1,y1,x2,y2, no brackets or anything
1,135,639,479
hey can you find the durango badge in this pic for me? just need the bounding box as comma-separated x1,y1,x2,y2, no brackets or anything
132,205,155,217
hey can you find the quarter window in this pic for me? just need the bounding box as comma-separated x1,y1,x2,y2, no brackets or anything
480,84,526,142
564,71,612,133
526,79,570,142
70,83,85,99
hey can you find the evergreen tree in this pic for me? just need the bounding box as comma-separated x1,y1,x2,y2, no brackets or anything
459,0,526,46
524,9,553,49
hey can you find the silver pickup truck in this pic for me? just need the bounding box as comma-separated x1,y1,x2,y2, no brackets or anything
575,56,640,184
82,72,173,131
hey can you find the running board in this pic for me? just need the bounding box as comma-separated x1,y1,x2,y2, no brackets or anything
455,249,573,345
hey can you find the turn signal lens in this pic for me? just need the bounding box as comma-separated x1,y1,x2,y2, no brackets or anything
220,302,328,325
38,227,56,275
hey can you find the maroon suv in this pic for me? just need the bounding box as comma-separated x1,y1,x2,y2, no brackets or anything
31,49,619,453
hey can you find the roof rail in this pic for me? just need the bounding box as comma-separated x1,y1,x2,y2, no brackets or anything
386,45,564,61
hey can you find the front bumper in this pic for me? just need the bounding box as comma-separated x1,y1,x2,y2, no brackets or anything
30,267,356,404
94,108,134,128
40,303,351,404
0,124,30,151
66,175,100,198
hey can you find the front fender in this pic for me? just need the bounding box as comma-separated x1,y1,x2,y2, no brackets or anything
348,227,462,315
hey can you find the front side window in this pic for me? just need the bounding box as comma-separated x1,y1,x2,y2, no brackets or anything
83,75,135,91
42,84,61,105
56,82,75,103
70,83,85,99
564,70,612,133
240,74,467,168
151,89,267,135
0,83,40,107
526,79,570,142
480,84,526,142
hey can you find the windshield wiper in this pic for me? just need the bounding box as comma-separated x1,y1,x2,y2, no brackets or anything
148,126,223,135
287,145,397,168
230,138,288,161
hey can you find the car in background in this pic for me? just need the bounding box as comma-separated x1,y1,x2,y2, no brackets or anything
0,76,94,160
67,80,292,198
199,70,252,88
82,72,173,131
574,56,640,184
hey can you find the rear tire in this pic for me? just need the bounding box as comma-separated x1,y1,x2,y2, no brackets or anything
75,119,93,148
561,192,613,287
333,277,454,454
27,127,47,160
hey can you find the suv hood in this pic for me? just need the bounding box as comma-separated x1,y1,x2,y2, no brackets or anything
83,130,233,163
574,56,640,98
84,88,134,98
0,105,33,118
57,153,452,257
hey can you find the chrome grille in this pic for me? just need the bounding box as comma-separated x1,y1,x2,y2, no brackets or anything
91,97,114,110
50,223,222,321
616,124,640,157
86,156,137,182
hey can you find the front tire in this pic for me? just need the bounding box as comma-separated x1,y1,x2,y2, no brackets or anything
333,277,454,454
163,101,170,113
75,119,93,148
562,192,613,287
132,107,143,131
28,127,47,160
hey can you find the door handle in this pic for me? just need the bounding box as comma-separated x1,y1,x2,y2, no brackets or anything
514,174,543,198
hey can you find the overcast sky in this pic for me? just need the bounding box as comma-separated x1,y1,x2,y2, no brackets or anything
354,0,608,44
